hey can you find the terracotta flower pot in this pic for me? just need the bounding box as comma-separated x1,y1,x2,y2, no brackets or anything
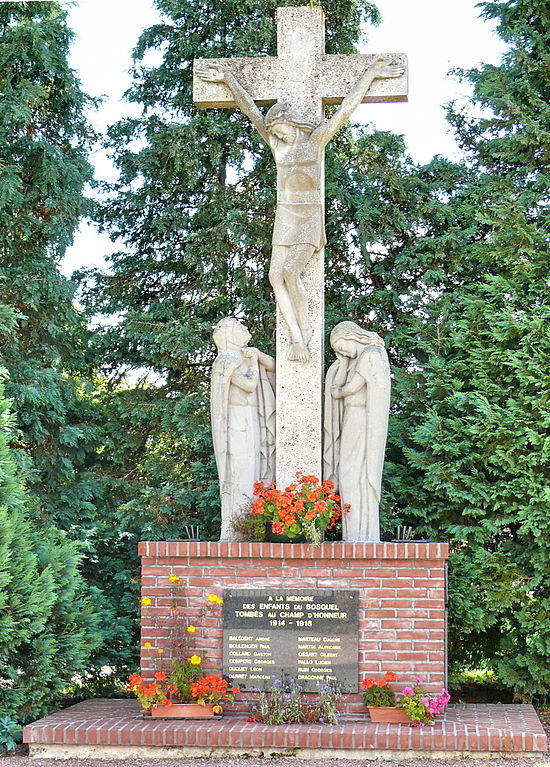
367,706,411,723
267,529,308,543
150,703,216,719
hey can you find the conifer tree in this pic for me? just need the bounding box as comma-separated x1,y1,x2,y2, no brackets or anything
84,0,549,696
0,1,135,678
389,0,549,698
0,1,101,527
0,367,103,722
84,0,468,539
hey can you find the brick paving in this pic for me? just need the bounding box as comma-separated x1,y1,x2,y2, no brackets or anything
23,698,548,755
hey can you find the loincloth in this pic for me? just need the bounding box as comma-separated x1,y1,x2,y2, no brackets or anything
272,203,326,249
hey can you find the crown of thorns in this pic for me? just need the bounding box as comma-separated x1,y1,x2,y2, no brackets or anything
265,102,316,133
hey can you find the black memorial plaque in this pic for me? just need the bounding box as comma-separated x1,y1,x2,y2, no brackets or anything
223,589,358,692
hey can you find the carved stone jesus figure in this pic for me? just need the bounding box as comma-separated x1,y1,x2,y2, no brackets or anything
197,59,404,362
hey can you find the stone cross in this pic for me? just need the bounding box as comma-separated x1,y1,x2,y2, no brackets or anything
194,7,407,488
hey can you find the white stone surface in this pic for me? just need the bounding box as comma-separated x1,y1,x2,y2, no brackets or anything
210,319,275,539
194,7,407,114
28,743,546,760
276,247,324,487
324,322,391,542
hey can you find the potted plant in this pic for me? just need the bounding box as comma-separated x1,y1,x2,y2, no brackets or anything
398,680,451,727
361,672,411,723
127,656,240,719
129,590,240,718
246,472,347,545
361,673,451,725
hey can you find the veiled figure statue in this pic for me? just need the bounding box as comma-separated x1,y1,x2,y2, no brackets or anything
211,318,276,540
197,59,404,363
324,322,391,541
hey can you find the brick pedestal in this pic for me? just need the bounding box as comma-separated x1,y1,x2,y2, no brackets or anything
138,541,448,711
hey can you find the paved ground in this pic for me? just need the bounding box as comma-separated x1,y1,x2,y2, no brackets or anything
3,757,550,767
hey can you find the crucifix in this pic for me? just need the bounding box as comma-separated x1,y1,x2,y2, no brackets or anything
194,6,407,490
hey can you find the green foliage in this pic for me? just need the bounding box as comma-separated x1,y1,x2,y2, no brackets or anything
0,0,102,527
251,678,340,725
385,0,550,700
168,659,205,704
362,684,395,707
0,714,22,752
0,1,143,676
75,0,549,700
81,0,462,543
0,372,104,723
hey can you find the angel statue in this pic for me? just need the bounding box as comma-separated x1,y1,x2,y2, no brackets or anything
197,58,405,363
210,318,275,540
324,321,391,541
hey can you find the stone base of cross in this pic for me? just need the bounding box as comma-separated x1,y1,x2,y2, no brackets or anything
194,7,407,488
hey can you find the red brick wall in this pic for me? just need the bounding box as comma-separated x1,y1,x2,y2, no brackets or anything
139,541,448,713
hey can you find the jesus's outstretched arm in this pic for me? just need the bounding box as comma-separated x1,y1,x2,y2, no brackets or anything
311,58,405,148
195,63,271,144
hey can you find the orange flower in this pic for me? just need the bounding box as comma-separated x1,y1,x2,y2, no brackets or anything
154,671,167,681
384,671,397,682
376,679,387,687
361,678,376,689
161,698,172,706
302,475,319,484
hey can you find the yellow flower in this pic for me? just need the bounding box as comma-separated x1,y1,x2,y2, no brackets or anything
157,648,164,654
168,573,180,582
207,593,224,604
187,625,196,633
143,642,152,648
141,597,152,606
212,705,223,714
189,654,202,665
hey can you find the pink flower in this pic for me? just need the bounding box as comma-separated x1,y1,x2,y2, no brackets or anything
402,686,414,695
422,698,430,708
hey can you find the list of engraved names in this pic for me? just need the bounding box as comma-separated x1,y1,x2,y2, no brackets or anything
222,589,358,692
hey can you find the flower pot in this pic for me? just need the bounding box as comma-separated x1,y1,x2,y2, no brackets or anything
267,529,309,543
150,703,216,719
367,706,411,723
